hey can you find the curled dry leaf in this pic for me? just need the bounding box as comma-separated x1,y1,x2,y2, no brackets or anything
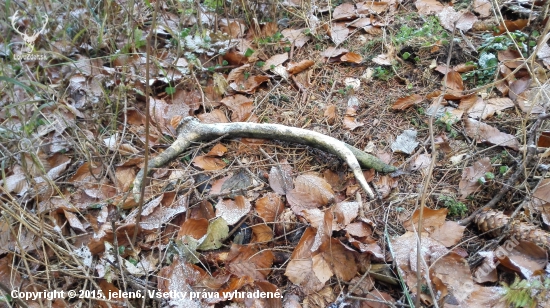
465,118,519,150
255,192,285,222
392,94,423,110
495,240,547,279
458,157,492,199
443,70,464,91
287,60,315,75
374,175,398,198
324,104,337,124
287,174,335,213
192,143,228,170
343,115,364,130
341,52,363,63
215,195,251,225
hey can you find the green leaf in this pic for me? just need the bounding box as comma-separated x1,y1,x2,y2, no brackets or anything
244,48,255,57
256,61,265,67
165,86,176,95
402,52,411,60
197,217,229,251
222,60,229,66
485,172,495,180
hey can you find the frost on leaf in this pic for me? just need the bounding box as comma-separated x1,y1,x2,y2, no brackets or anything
215,195,251,225
391,129,419,154
269,163,294,195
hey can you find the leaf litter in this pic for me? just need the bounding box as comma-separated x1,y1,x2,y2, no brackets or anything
4,0,550,306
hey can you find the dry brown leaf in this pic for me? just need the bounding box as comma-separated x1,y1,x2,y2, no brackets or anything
467,97,514,119
438,7,478,32
415,0,445,14
529,179,550,225
287,174,335,213
285,227,325,293
454,63,477,73
409,154,431,176
317,237,357,281
198,109,229,124
178,218,208,240
157,257,205,306
430,252,474,305
229,74,270,94
473,0,491,17
329,22,350,45
430,220,466,247
498,49,524,68
192,156,227,171
497,241,547,279
333,2,356,20
324,104,337,124
215,195,251,225
269,163,293,195
374,175,397,198
403,206,446,231
281,28,311,48
323,169,347,191
206,144,227,156
226,244,274,280
464,118,519,150
509,77,531,101
357,1,390,14
343,115,364,130
98,280,125,308
287,60,315,75
220,94,255,122
223,50,249,65
443,71,464,91
458,157,492,199
332,201,359,230
392,94,423,110
255,192,285,222
63,210,86,232
341,52,363,63
345,221,373,238
496,19,528,35
262,53,289,71
115,166,135,192
251,224,274,243
321,47,349,58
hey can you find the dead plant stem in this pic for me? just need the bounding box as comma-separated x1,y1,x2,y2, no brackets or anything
133,0,161,247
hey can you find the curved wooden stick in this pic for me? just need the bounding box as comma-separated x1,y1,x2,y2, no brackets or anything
133,117,397,202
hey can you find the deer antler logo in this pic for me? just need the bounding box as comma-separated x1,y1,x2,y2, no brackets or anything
10,10,48,54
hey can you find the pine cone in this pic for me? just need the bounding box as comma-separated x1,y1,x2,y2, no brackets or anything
475,210,550,248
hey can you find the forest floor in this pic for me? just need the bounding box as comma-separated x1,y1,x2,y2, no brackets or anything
1,0,550,307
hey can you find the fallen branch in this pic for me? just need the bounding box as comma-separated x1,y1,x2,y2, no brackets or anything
132,117,396,202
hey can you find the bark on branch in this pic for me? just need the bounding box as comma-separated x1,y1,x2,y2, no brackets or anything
132,117,396,202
